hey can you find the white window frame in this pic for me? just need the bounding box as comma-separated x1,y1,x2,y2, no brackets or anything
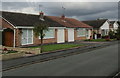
22,29,33,45
39,29,55,39
77,28,86,37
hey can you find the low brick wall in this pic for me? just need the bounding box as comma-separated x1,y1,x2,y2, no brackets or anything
0,52,25,60
2,46,41,55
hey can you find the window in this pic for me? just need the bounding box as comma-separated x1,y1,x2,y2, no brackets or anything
77,28,86,37
21,29,33,45
39,29,55,39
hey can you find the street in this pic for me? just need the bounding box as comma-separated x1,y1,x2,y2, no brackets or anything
2,43,118,76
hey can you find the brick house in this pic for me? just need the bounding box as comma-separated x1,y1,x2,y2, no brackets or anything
0,11,92,47
47,15,93,41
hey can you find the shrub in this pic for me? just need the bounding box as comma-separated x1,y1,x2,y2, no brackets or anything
105,36,110,41
116,26,120,40
108,30,115,39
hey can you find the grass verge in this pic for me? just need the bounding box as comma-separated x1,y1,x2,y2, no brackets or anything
30,44,85,52
84,39,115,42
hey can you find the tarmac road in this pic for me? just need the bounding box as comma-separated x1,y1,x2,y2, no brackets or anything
2,43,118,76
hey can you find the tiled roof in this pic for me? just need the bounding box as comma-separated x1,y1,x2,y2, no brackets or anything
82,19,108,28
1,11,92,28
1,11,64,27
47,16,92,28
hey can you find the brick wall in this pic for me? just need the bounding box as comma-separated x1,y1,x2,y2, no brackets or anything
65,29,68,42
15,29,21,46
33,29,57,45
1,18,16,47
0,18,14,29
74,29,86,41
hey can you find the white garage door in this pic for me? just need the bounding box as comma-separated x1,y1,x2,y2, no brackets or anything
57,29,65,43
68,29,74,42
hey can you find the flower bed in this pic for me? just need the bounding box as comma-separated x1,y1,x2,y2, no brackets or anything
0,48,25,60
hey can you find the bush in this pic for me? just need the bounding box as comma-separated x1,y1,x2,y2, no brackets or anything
102,35,109,39
108,30,115,39
105,36,110,41
116,26,120,40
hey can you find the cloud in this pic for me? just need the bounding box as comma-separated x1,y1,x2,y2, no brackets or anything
1,2,119,21
2,0,120,2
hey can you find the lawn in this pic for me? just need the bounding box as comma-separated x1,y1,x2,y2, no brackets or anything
85,39,115,42
30,44,85,52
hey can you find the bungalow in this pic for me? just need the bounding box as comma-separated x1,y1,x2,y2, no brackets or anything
47,15,93,42
82,19,110,39
1,11,92,47
109,21,119,33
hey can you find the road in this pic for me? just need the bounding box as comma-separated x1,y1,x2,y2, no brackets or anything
2,43,118,76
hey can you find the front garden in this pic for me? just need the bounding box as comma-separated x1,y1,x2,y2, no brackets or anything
84,39,115,42
0,48,25,60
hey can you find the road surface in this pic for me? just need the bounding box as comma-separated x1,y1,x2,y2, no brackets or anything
2,44,118,76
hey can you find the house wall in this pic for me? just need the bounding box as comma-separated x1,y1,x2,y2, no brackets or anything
74,29,86,40
33,29,57,45
113,22,118,30
0,18,14,29
65,29,68,42
100,21,110,30
100,21,110,36
15,29,21,46
0,18,18,47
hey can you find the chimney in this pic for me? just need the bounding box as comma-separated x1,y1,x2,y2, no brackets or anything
39,11,44,21
61,14,65,20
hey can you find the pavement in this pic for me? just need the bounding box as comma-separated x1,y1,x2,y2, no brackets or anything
2,42,118,76
2,41,119,71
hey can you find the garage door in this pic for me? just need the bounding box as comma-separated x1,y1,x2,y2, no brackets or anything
68,29,74,42
57,29,65,43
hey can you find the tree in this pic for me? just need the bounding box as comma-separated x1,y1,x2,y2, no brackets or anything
108,30,115,39
116,26,120,40
33,21,49,53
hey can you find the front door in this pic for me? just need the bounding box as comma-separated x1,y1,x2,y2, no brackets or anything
4,31,14,47
21,29,33,45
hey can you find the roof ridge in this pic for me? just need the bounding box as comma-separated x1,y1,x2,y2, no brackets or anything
1,11,39,16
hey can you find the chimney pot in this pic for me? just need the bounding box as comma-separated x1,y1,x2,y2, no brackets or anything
61,14,65,20
39,11,44,21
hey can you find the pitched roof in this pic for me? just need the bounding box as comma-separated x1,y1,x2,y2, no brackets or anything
1,11,64,27
82,19,108,28
117,21,120,26
1,11,92,28
47,16,92,28
110,21,115,24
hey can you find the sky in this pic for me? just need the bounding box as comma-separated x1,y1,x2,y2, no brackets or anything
0,0,120,21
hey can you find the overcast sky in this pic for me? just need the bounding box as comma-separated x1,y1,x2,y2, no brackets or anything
1,1,119,21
